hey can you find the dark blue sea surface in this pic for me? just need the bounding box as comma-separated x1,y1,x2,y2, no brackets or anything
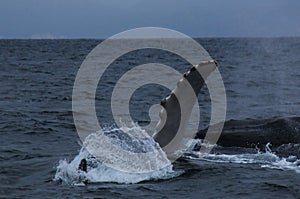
0,38,300,198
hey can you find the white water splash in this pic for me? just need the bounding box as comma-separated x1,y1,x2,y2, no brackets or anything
188,143,300,174
54,124,182,185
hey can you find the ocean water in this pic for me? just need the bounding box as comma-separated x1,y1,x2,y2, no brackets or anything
1,38,300,198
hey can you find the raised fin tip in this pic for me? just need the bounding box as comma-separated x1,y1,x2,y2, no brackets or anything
198,60,218,67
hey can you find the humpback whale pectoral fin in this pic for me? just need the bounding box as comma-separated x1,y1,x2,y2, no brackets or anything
153,60,217,156
195,60,218,80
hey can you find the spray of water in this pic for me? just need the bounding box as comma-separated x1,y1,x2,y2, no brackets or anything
188,142,300,174
54,124,183,185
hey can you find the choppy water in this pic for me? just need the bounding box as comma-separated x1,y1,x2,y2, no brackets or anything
1,38,300,198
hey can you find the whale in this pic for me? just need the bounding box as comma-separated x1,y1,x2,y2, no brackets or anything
77,59,300,173
78,60,218,172
196,117,300,150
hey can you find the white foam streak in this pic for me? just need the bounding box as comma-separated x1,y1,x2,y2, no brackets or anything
189,143,300,174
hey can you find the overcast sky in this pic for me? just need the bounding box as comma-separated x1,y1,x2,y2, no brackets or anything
0,0,300,38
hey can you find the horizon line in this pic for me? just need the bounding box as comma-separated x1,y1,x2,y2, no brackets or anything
1,35,300,40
